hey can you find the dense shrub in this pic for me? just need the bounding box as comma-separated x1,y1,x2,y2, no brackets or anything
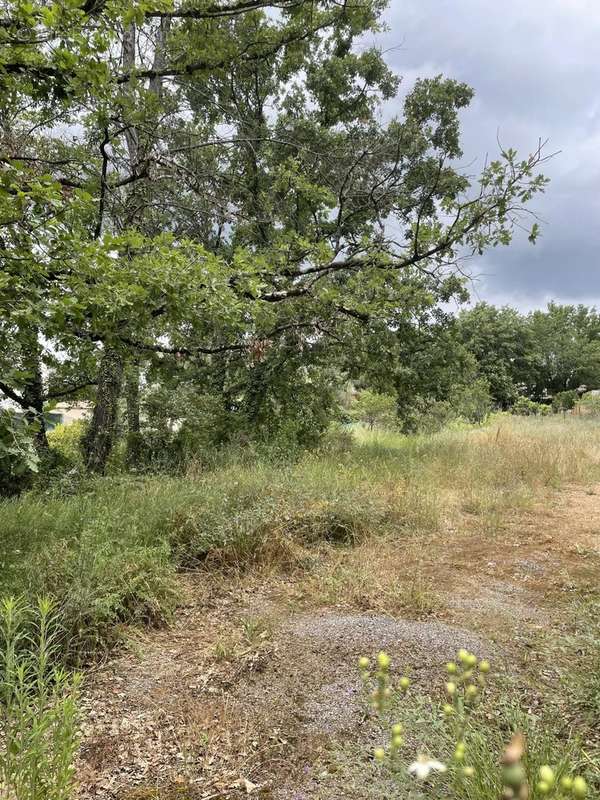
552,390,578,413
0,411,39,496
511,396,551,416
47,420,87,465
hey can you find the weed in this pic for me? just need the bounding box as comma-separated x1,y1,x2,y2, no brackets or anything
360,650,592,799
0,597,81,800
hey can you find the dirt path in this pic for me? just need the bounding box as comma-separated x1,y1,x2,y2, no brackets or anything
76,485,600,799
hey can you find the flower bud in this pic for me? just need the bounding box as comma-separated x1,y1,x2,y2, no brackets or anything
443,703,455,716
502,763,526,789
399,676,410,692
538,766,555,786
559,776,573,791
374,747,386,763
479,659,490,673
572,776,587,798
358,656,370,670
446,681,457,696
465,684,479,699
536,781,550,795
463,766,475,778
377,651,391,669
466,653,477,667
391,734,404,749
446,662,458,674
391,723,403,736
458,648,469,663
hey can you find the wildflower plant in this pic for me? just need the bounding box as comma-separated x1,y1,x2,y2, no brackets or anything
359,651,410,763
359,649,591,798
0,597,81,800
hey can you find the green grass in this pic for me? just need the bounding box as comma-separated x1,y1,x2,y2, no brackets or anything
1,415,599,661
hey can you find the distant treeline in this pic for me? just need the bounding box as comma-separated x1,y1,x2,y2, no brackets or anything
455,302,600,406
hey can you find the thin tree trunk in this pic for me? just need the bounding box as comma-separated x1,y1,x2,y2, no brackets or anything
82,347,124,473
19,328,49,453
124,363,142,468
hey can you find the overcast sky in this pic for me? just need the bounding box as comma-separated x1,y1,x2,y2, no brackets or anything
375,0,600,311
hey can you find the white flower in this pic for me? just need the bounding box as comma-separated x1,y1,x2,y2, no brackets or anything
408,755,447,779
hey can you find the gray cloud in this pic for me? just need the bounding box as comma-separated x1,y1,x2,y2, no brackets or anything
376,0,600,309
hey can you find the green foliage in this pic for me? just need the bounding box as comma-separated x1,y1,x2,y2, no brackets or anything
457,304,533,407
0,0,550,479
458,303,600,407
527,304,600,398
511,397,551,417
0,597,81,800
0,411,39,496
1,416,598,665
47,421,87,465
552,390,578,413
28,538,179,661
350,390,397,430
449,379,493,424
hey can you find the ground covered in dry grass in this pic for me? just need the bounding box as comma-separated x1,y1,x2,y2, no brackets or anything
68,417,600,799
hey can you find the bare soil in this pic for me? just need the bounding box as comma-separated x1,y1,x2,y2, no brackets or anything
76,484,600,799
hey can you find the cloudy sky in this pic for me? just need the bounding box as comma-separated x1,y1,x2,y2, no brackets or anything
375,0,600,310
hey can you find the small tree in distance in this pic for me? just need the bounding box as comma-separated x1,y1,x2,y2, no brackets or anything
350,391,398,430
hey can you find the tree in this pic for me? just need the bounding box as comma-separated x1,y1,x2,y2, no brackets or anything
449,378,492,424
1,0,551,475
350,390,397,430
526,304,600,398
457,303,534,407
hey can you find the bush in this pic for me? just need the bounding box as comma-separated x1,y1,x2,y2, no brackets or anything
0,411,39,496
27,537,179,661
47,420,87,465
511,396,551,416
552,390,578,413
0,597,81,800
449,378,493,424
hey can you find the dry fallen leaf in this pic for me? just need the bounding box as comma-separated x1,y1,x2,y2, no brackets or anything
242,777,258,794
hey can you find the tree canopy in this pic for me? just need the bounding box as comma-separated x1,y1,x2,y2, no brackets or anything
0,0,552,478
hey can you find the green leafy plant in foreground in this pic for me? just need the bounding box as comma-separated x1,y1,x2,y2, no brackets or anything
0,597,81,800
360,650,590,799
0,412,39,497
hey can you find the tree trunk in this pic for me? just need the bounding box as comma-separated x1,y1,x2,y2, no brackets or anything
19,328,49,453
124,363,143,468
82,347,124,473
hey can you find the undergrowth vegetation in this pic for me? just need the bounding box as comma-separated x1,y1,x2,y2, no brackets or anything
0,598,81,800
1,416,599,663
358,650,592,799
